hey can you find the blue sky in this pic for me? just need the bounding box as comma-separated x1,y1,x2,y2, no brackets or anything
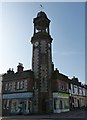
1,2,85,84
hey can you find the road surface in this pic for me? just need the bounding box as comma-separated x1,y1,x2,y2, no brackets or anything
1,108,87,120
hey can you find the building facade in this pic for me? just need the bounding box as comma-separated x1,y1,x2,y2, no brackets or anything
69,76,86,109
85,85,87,108
2,64,34,116
2,11,87,116
0,74,3,117
52,69,70,113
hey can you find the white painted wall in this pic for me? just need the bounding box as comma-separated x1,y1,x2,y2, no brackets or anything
78,87,83,95
71,84,78,95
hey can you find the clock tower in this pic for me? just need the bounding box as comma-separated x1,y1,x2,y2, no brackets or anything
31,11,53,113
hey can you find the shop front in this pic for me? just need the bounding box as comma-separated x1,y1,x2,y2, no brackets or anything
71,95,85,108
2,92,33,116
53,92,69,113
82,96,86,107
78,96,85,107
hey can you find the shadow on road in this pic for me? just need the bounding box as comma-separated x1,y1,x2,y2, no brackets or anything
1,108,87,120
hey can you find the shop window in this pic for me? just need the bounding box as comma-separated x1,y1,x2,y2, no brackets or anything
59,100,63,109
54,98,57,110
11,100,32,114
64,99,69,109
3,100,9,109
17,101,24,114
11,100,16,113
6,100,9,109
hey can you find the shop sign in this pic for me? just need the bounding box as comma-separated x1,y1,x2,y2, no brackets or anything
58,92,69,97
53,92,69,98
3,92,33,99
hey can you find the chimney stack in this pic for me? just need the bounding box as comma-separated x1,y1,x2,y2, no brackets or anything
17,63,24,72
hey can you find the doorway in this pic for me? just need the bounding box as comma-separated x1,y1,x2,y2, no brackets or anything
42,98,47,113
59,100,63,109
77,99,80,108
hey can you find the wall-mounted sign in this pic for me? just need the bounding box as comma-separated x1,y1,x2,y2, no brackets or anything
3,92,33,99
53,92,69,98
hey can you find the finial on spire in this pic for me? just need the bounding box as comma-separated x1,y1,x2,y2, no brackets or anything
40,4,44,11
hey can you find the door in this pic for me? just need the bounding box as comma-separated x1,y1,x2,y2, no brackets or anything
42,98,47,113
77,99,80,108
59,100,63,109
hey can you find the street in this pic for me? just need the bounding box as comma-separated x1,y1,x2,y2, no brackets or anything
1,108,87,120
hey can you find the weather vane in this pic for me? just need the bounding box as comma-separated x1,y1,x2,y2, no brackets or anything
40,4,44,11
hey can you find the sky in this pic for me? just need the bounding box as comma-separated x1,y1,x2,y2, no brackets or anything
0,2,85,84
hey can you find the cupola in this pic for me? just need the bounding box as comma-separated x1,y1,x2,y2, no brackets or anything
33,11,50,35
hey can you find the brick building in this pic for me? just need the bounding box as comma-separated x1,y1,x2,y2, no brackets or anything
51,68,70,113
2,64,34,116
2,10,86,116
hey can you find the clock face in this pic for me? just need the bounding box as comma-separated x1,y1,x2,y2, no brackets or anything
34,41,39,47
